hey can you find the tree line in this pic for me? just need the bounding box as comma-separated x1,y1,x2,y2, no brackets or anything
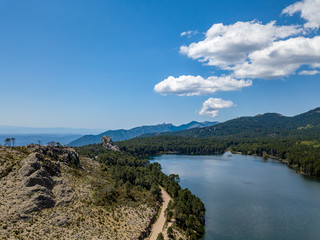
117,135,320,177
3,138,16,147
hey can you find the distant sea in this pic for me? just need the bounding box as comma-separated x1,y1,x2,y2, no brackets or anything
0,134,82,146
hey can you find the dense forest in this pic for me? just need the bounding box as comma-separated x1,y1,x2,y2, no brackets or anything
76,144,205,239
117,136,228,155
117,135,320,177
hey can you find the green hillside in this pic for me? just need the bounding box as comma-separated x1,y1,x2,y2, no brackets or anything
141,107,320,139
118,107,320,177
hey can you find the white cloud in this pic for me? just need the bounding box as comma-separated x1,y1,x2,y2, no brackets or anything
283,0,320,29
154,0,320,118
154,75,252,96
233,36,320,79
299,70,320,75
199,98,235,117
180,21,301,69
180,30,198,37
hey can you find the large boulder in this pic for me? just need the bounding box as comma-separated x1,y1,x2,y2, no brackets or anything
4,147,76,217
101,136,120,151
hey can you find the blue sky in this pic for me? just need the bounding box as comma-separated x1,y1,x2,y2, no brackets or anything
0,0,319,129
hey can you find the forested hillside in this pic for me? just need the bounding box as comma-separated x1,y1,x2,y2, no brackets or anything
0,142,205,239
118,136,320,177
118,107,320,177
76,144,206,239
141,107,320,139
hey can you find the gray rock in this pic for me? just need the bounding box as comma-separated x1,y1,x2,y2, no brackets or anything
2,147,76,220
26,185,53,196
24,192,55,213
23,168,54,190
53,179,75,206
27,144,80,167
101,136,120,151
19,153,41,177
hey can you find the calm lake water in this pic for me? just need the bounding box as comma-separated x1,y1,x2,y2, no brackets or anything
150,153,320,240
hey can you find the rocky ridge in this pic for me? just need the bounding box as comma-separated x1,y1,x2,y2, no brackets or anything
0,145,76,221
0,145,157,239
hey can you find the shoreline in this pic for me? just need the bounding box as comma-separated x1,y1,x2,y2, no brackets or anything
148,150,318,179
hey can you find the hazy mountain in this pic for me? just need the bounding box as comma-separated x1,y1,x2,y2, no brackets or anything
0,126,104,146
68,121,218,147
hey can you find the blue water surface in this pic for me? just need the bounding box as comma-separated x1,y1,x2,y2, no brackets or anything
150,153,320,240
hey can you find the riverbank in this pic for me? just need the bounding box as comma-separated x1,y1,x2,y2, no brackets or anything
229,150,311,177
154,149,316,178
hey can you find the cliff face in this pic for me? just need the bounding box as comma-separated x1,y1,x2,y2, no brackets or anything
0,145,157,239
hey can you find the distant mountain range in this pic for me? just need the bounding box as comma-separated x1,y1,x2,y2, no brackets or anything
0,126,104,146
141,107,320,139
0,134,82,146
0,126,103,135
68,121,218,146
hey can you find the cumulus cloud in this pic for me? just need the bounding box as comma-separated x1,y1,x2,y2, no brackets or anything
180,30,198,37
199,98,235,117
154,75,252,96
299,70,320,75
154,0,320,118
180,21,302,68
283,0,320,29
233,36,320,79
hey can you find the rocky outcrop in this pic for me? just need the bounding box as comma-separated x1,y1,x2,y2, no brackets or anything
0,147,75,221
101,136,120,151
27,144,80,166
0,146,161,240
19,153,58,213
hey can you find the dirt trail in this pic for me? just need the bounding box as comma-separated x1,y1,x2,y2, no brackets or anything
148,187,172,240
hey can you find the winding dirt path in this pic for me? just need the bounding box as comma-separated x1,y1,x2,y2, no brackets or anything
148,187,172,240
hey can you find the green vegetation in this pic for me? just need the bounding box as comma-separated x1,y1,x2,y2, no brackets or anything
228,138,320,176
157,233,164,240
167,226,174,239
118,135,320,177
76,144,159,205
141,107,320,139
3,137,15,147
118,108,320,178
76,144,206,239
117,135,227,156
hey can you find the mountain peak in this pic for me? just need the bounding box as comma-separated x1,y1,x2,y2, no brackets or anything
255,113,283,118
148,107,320,139
68,121,218,146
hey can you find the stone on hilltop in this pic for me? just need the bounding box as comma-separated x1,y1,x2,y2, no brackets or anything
101,136,120,151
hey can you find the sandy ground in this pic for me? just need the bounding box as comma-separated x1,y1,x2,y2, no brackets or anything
148,187,172,240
